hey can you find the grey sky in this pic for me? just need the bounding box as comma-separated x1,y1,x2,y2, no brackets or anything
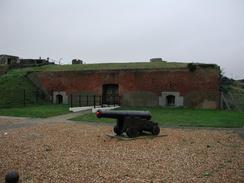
0,0,243,79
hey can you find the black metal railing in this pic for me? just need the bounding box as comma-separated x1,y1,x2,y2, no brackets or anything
69,94,121,108
0,90,121,109
0,89,49,108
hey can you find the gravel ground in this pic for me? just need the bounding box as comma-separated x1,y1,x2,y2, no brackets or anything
0,119,243,183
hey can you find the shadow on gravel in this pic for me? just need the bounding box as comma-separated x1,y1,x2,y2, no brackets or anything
106,132,168,141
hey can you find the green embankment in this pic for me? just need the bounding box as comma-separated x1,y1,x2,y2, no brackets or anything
0,68,40,107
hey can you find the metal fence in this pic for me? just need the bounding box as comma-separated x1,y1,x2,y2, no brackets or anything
69,94,121,108
0,88,121,108
0,89,49,108
222,92,244,112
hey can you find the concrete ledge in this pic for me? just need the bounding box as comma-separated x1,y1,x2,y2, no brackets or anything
92,106,120,113
69,106,93,112
69,106,120,113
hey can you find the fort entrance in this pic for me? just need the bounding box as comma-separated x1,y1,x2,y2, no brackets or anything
56,94,63,104
167,95,176,106
102,84,119,105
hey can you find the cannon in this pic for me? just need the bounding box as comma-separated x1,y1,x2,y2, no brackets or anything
96,110,160,138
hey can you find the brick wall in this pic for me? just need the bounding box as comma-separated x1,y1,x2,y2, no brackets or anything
29,67,220,108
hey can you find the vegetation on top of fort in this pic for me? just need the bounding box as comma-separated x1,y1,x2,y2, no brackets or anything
1,61,220,73
32,62,189,72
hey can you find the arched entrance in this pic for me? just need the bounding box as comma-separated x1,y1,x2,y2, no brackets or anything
166,95,175,106
56,94,63,104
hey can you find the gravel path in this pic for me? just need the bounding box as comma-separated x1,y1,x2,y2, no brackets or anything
0,114,243,183
0,110,89,131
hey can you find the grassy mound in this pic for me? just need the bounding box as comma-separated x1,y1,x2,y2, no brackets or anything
0,68,41,107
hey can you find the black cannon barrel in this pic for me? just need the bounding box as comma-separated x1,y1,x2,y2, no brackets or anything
96,110,151,120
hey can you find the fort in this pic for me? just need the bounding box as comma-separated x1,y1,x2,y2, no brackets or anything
27,61,220,109
0,54,221,109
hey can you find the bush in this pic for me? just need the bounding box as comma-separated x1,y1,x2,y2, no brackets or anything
187,63,197,72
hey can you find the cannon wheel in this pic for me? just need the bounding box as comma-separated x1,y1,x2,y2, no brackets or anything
126,128,139,138
152,124,160,135
114,125,123,136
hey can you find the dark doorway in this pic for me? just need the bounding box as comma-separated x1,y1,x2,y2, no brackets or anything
56,94,63,104
102,84,119,105
166,95,175,106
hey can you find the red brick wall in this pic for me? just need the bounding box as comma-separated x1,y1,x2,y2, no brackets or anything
33,67,220,107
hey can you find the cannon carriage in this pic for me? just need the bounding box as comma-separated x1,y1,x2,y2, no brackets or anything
96,110,160,138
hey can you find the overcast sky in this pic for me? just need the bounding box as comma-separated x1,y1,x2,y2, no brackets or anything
0,0,243,79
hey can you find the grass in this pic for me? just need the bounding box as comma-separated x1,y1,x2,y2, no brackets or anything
0,68,35,91
0,104,70,118
71,107,244,128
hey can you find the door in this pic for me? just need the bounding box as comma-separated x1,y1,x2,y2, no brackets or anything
102,84,118,105
56,94,63,104
166,95,175,106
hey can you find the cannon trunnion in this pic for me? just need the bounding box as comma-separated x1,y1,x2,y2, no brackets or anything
96,110,160,138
